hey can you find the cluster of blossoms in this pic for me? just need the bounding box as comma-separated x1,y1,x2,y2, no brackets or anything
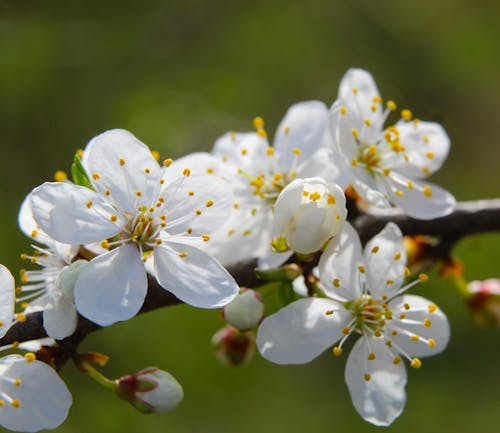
1,67,480,431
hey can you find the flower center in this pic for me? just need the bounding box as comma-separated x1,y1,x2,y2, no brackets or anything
347,295,393,334
247,171,297,203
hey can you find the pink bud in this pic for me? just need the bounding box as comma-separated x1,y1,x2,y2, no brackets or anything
222,289,264,331
116,367,183,414
212,325,255,366
466,279,500,327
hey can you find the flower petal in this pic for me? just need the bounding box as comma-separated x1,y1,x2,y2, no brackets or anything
274,101,330,171
364,223,406,299
74,245,148,326
161,152,229,184
388,295,450,358
18,193,52,245
43,299,78,340
394,120,450,179
83,129,162,214
0,265,14,338
345,336,407,426
154,238,238,308
30,182,119,244
382,173,456,219
257,298,351,364
0,355,72,432
318,223,363,301
162,175,233,236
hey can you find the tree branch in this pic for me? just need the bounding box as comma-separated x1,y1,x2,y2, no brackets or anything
2,199,499,367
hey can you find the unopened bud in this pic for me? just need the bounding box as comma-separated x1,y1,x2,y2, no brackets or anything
116,368,183,414
403,235,436,274
273,178,346,254
212,325,255,366
222,289,264,331
466,279,500,327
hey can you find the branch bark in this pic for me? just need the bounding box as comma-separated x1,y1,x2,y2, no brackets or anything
2,199,499,367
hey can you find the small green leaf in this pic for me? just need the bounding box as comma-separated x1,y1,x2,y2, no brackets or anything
71,154,94,189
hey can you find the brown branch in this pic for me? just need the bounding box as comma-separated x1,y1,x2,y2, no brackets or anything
2,199,499,367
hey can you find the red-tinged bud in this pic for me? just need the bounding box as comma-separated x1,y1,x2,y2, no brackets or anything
212,325,255,366
222,289,264,331
116,368,183,414
403,235,436,274
466,279,500,327
438,257,464,278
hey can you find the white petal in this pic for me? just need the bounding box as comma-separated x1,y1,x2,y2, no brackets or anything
318,223,363,301
383,173,456,219
43,299,78,340
30,182,119,244
388,295,450,358
0,265,14,338
18,193,52,244
274,101,330,171
0,355,72,432
161,152,228,184
345,337,407,426
154,239,238,308
257,249,294,270
393,120,450,179
257,298,351,364
329,100,360,157
74,245,148,326
162,175,234,236
364,223,406,298
338,68,383,127
351,167,391,208
83,129,162,214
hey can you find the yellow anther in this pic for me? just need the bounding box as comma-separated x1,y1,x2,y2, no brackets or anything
163,158,173,167
407,181,414,190
186,228,193,234
76,148,84,158
253,116,265,129
358,265,365,274
160,214,167,220
386,100,397,111
382,295,388,300
394,252,401,261
266,147,275,156
428,304,437,313
352,87,358,95
257,129,267,138
110,215,118,222
399,314,406,320
16,314,27,323
393,355,402,365
11,399,20,409
386,279,394,285
364,118,372,127
178,252,188,258
92,173,101,180
383,168,391,176
227,229,235,236
284,126,290,135
410,358,422,369
136,191,142,197
0,400,3,407
351,128,359,140
333,278,340,288
25,353,36,363
368,144,377,155
340,106,347,116
151,150,160,161
206,167,214,174
188,191,194,196
105,189,111,196
373,96,382,103
195,209,202,215
371,104,377,113
404,303,410,310
342,327,351,335
54,170,68,182
371,246,379,253
428,338,436,348
395,189,404,197
401,109,413,121
243,230,252,236
292,148,301,156
145,168,151,174
86,201,93,208
160,222,167,228
333,346,343,357
14,378,21,387
12,341,19,348
426,152,435,159
374,330,382,337
206,200,214,208
20,253,28,260
183,168,191,177
31,230,38,238
201,234,210,242
413,118,420,127
367,352,376,361
119,158,125,166
364,373,371,382
404,154,410,162
423,185,432,197
422,135,430,143
424,319,432,328
325,310,335,316
241,149,248,155
326,194,336,205
233,202,239,209
422,167,430,175
351,157,358,166
386,340,392,347
336,214,341,220
160,179,165,185
419,273,429,283
411,335,420,341
310,192,321,201
403,268,411,279
230,131,236,141
101,240,110,250
273,173,283,181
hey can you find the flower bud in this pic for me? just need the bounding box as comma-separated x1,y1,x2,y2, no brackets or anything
273,178,346,254
212,325,255,366
466,279,500,327
116,367,183,414
403,235,436,274
222,289,264,331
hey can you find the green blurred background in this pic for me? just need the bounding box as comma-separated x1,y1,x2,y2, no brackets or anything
0,0,499,432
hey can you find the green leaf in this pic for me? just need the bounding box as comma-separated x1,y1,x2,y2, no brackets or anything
71,154,94,189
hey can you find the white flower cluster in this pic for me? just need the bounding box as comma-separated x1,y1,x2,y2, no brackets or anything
0,68,456,430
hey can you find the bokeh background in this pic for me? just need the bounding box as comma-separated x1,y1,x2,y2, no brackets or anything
0,0,499,432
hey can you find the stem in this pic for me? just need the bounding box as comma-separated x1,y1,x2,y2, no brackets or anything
77,359,117,391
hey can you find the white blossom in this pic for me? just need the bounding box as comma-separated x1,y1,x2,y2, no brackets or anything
257,223,450,425
329,68,455,219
